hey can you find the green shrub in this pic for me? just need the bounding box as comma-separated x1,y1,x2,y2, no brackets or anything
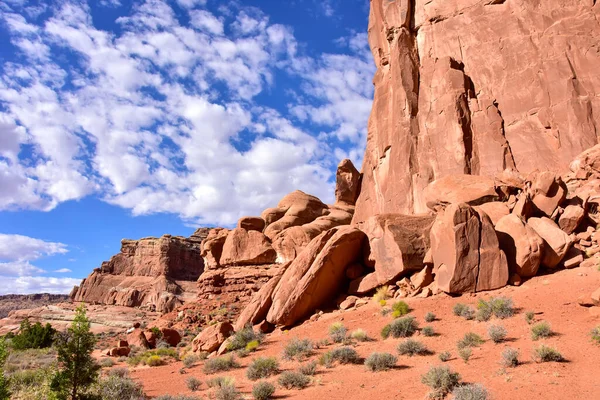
156,396,200,400
252,381,275,400
421,366,461,399
227,326,264,352
451,384,489,400
150,326,162,339
146,355,165,367
350,329,368,342
215,383,242,400
424,312,436,322
96,374,146,399
524,311,535,325
391,301,410,318
11,319,56,350
487,325,507,343
476,297,514,321
0,338,9,400
108,367,129,378
127,348,179,367
246,357,279,381
203,355,238,374
186,376,202,391
278,371,310,389
457,332,484,349
282,338,313,361
319,347,360,367
245,340,260,352
100,358,116,368
501,348,519,368
422,326,435,337
591,325,600,344
438,351,451,362
373,286,392,303
458,348,472,363
329,322,347,343
364,352,397,372
206,376,235,388
397,339,429,357
533,345,563,363
182,354,201,368
381,316,417,339
531,321,552,341
298,360,317,376
453,304,474,320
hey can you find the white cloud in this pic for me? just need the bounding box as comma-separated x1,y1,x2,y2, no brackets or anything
0,233,68,262
0,0,372,227
54,268,72,273
0,276,81,295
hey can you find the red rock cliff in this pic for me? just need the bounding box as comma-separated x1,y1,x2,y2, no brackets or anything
353,0,600,222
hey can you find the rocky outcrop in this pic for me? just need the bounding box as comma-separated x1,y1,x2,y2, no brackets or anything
353,0,600,223
71,235,204,313
220,228,277,266
430,203,508,294
350,214,434,294
192,322,233,353
495,214,544,278
527,217,572,268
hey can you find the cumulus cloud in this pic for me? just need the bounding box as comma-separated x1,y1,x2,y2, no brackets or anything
0,0,374,228
0,276,81,295
54,268,72,273
0,233,68,262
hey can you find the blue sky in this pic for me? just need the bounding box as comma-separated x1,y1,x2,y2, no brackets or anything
0,0,374,294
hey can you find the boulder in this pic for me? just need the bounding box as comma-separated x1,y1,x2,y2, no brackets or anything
160,328,182,347
495,214,544,277
233,269,285,332
237,217,266,232
267,226,366,327
527,217,573,268
108,347,131,357
201,228,229,269
570,144,600,179
263,191,329,240
220,228,277,266
430,203,508,294
348,272,379,295
531,172,567,217
511,194,535,219
144,331,157,348
339,296,359,310
558,205,585,234
475,202,509,226
127,329,150,349
410,265,433,291
423,175,499,210
192,322,234,353
353,214,435,292
335,159,361,206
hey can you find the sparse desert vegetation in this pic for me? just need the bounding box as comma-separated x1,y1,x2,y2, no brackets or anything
329,322,348,343
501,348,519,368
252,381,275,400
531,321,552,341
397,339,430,357
451,383,489,400
487,325,507,343
381,316,418,339
278,371,311,390
421,365,461,399
283,338,314,361
533,345,564,363
203,355,239,374
364,352,397,371
246,357,279,380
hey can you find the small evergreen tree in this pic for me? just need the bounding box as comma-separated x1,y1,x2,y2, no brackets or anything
51,305,100,400
0,337,9,400
11,318,56,350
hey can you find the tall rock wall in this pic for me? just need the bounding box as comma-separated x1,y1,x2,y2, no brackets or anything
353,0,600,223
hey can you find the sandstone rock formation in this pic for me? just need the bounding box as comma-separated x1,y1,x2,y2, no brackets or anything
71,234,205,313
192,322,234,353
353,0,600,223
495,214,544,278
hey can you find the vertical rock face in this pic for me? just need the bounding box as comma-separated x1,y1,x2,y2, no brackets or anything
354,0,600,223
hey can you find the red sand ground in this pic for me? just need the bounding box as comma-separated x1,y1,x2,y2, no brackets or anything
119,264,600,399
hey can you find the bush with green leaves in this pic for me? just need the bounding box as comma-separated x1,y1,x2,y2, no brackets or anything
397,339,429,357
95,374,146,400
182,354,201,368
591,325,600,345
381,316,417,339
227,326,264,352
11,319,56,350
391,301,410,318
457,332,484,349
252,381,275,400
501,348,519,368
458,347,472,363
476,297,514,321
531,321,552,340
422,326,435,337
424,312,436,322
533,345,563,363
203,355,238,374
451,384,489,400
319,347,360,367
373,286,392,303
350,329,368,342
364,352,397,372
298,360,317,376
438,351,451,362
50,304,101,400
329,322,347,343
215,383,242,400
206,376,235,389
282,338,313,361
246,357,279,381
421,365,461,399
128,348,179,367
0,338,9,400
453,304,474,320
487,325,507,343
146,355,166,367
278,371,310,390
186,376,202,391
524,311,535,325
